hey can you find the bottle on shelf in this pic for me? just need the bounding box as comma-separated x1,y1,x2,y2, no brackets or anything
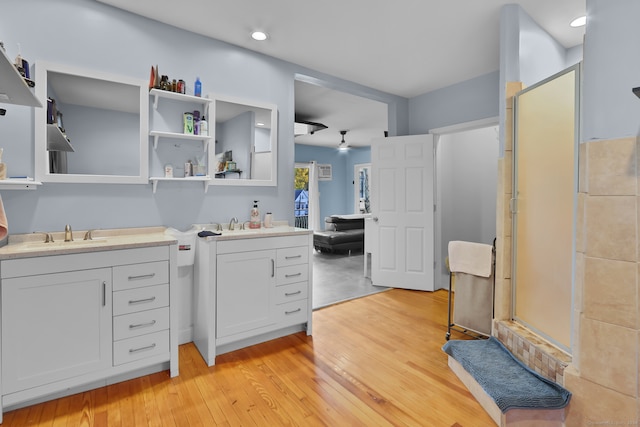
200,116,208,136
194,77,202,97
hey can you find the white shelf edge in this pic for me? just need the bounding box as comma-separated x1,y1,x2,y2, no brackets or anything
149,88,212,109
149,176,211,193
0,179,42,190
149,130,212,149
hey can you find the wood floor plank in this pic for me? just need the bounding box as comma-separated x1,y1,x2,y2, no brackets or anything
0,289,495,426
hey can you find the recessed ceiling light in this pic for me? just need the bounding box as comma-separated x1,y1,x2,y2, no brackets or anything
251,31,268,41
570,16,586,27
256,122,265,126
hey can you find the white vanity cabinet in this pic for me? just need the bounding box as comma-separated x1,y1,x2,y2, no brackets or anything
216,249,277,338
2,268,113,395
0,244,177,421
194,231,312,366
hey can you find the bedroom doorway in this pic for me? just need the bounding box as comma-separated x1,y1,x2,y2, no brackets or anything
431,119,499,290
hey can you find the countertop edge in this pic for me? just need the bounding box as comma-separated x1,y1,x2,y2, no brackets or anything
0,227,177,260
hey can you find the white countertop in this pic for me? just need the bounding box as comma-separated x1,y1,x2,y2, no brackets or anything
0,227,176,260
0,224,312,260
192,223,312,242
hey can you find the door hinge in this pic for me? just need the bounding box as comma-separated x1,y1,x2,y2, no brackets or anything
510,198,517,214
433,204,436,212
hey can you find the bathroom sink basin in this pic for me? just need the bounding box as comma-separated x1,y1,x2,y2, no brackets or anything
16,238,108,251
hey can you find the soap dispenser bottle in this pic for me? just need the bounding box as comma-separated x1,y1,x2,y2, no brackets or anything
249,200,261,229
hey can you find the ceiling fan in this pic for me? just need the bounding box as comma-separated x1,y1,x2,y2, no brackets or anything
338,130,349,149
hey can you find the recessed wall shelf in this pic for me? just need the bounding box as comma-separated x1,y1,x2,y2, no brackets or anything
149,130,211,150
149,176,210,193
0,47,42,108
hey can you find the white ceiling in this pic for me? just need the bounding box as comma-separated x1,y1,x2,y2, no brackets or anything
96,0,585,147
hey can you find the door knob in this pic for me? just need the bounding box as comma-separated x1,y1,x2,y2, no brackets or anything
373,217,379,222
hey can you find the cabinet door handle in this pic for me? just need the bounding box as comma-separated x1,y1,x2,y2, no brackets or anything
128,273,156,281
102,281,106,307
129,320,157,330
271,259,275,277
285,308,302,315
285,272,302,278
128,296,156,305
285,255,302,260
129,343,156,354
285,290,302,297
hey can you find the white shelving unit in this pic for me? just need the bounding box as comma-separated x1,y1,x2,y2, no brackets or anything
148,89,213,192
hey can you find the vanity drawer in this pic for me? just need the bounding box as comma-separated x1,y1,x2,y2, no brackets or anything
113,307,169,341
276,264,308,285
275,282,308,305
113,284,169,316
277,246,308,267
113,330,169,366
113,261,168,291
276,300,308,327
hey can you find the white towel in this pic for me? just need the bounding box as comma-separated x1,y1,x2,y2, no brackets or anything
448,240,493,277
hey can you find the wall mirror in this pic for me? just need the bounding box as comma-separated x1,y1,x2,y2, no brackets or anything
34,61,148,184
208,94,277,187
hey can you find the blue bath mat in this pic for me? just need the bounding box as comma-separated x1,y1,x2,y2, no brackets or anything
442,337,571,413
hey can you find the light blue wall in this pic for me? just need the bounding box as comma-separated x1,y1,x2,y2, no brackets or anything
0,0,407,234
408,71,500,135
498,4,582,155
294,144,370,223
582,0,640,141
517,9,568,88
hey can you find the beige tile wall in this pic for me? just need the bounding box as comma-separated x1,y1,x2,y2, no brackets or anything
494,82,640,425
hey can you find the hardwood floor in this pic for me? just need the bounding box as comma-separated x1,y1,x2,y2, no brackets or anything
2,289,493,426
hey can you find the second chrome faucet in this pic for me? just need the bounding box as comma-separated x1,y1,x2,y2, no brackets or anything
64,224,73,242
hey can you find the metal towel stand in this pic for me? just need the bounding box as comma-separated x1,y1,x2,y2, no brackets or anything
445,238,496,341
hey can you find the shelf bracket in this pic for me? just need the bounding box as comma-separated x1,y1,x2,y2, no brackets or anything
153,134,160,149
152,180,158,193
152,93,160,110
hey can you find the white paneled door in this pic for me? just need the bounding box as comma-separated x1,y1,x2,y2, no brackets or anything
370,134,435,291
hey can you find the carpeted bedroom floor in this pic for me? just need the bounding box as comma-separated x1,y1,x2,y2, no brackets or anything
312,250,389,310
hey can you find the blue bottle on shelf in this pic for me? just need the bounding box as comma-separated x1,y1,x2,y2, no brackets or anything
194,77,202,97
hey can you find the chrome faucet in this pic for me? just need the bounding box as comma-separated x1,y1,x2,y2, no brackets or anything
210,223,222,232
228,217,238,231
35,231,54,243
64,224,73,242
84,229,95,240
